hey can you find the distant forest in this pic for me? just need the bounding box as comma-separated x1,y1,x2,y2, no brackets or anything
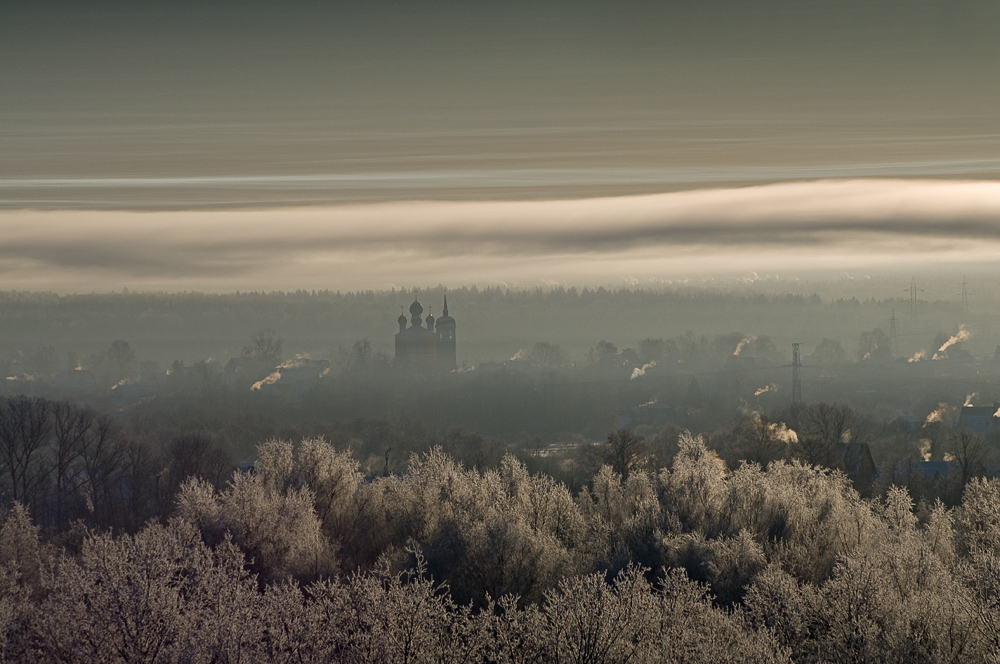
0,283,986,367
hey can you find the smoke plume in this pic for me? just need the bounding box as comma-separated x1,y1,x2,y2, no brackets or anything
932,325,971,360
924,403,953,426
251,371,281,391
919,439,933,462
769,420,799,445
630,361,656,380
733,337,755,356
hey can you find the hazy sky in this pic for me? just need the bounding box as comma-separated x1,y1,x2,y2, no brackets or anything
2,1,999,291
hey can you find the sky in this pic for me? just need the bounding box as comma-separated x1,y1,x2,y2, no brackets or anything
2,1,1000,292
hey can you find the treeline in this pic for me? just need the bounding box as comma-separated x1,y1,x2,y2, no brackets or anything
1,392,993,534
6,432,1000,661
0,284,976,368
0,396,231,532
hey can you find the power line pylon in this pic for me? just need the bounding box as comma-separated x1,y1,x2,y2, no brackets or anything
791,343,802,407
906,277,924,322
889,309,899,359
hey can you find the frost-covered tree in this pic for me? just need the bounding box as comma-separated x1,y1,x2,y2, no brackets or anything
12,434,1000,662
37,519,258,663
176,471,334,583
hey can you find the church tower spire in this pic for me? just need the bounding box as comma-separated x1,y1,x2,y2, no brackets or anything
435,293,457,370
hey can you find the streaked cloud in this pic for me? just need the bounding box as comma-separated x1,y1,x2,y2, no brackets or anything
4,159,1000,209
3,179,1000,292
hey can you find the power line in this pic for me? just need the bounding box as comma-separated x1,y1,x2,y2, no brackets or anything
791,343,802,407
960,275,969,315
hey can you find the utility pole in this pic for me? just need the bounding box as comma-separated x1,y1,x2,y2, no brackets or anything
960,275,969,315
889,309,899,359
906,277,923,322
792,343,802,407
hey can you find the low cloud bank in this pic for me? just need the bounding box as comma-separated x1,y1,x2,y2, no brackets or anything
3,179,1000,290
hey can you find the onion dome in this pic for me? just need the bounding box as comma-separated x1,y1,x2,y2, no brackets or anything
409,298,424,327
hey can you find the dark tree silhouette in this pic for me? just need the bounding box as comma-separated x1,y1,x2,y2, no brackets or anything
527,342,568,368
602,428,647,480
798,402,854,468
242,328,283,364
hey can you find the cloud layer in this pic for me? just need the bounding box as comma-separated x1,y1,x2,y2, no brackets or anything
4,179,1000,291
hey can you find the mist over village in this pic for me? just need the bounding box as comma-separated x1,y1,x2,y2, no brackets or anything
5,1,1000,663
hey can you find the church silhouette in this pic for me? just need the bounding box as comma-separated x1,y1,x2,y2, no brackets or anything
395,295,456,369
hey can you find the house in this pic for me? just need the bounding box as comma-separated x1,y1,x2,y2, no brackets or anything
840,442,877,488
958,404,998,434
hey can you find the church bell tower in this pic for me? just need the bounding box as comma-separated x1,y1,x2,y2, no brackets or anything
434,294,457,370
